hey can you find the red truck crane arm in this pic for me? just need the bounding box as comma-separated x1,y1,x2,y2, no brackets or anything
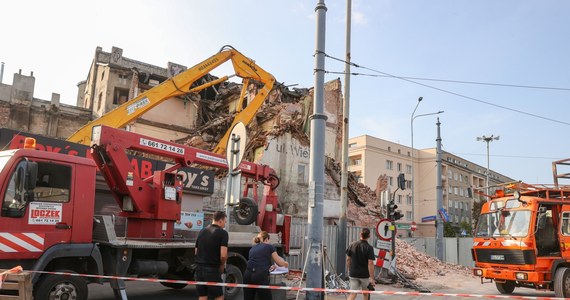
90,125,279,239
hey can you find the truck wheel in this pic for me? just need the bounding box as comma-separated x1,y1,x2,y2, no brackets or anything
554,267,570,297
224,264,243,300
34,271,88,300
233,197,258,225
495,280,515,294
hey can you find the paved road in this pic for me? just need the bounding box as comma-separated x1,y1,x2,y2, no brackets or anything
86,277,556,300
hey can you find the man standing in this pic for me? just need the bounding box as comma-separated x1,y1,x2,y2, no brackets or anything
195,211,229,300
346,228,376,300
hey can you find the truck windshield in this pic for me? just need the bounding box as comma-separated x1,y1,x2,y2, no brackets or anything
475,210,531,238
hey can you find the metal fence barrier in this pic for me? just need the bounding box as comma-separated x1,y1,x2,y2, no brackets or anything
287,224,474,271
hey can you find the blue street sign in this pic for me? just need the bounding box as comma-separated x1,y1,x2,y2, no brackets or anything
421,215,436,222
439,208,450,222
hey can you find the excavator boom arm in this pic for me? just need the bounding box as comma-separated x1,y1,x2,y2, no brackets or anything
68,46,276,152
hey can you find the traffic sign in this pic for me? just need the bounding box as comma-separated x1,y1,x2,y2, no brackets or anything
396,224,410,230
375,219,393,241
411,221,417,231
421,215,436,222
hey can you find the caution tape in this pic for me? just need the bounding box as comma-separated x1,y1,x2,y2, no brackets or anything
0,266,23,289
26,270,567,299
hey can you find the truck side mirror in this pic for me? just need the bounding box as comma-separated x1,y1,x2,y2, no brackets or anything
25,161,38,191
537,207,547,230
397,173,406,190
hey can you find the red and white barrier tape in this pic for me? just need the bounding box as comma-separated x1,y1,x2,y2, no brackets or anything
0,266,23,289
26,270,566,299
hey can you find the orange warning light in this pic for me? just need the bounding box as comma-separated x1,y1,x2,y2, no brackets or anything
24,138,36,149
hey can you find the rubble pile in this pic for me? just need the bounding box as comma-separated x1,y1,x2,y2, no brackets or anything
395,239,471,279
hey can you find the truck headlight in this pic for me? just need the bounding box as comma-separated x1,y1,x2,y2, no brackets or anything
473,269,483,276
515,272,528,280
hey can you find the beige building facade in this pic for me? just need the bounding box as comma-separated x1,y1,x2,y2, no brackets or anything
349,135,513,237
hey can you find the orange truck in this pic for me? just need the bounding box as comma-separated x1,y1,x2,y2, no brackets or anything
472,159,570,297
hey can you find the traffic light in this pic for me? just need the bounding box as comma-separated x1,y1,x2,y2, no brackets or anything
387,200,403,221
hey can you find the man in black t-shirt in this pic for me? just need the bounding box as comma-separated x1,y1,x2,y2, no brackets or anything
346,228,376,300
195,211,229,300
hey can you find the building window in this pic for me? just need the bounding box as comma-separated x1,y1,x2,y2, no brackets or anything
397,195,402,204
113,87,129,105
297,164,307,184
406,195,412,205
388,176,393,186
406,165,412,174
406,180,412,189
406,211,412,221
398,149,401,154
388,146,391,152
97,92,103,111
397,163,402,172
349,142,357,148
386,160,393,170
350,158,362,166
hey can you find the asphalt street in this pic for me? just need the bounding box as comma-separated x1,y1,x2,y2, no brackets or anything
86,276,557,300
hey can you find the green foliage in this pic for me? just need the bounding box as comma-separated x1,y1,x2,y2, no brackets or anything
443,222,456,237
459,221,472,236
472,200,485,232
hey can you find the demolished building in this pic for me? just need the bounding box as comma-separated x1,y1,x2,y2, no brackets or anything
1,46,384,226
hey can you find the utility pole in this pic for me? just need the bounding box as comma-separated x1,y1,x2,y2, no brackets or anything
337,0,351,277
476,135,500,196
435,118,444,261
307,1,327,299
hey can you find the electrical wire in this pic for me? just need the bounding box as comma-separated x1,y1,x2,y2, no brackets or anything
317,51,570,126
323,72,570,91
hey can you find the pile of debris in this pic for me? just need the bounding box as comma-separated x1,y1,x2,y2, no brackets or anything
395,239,471,279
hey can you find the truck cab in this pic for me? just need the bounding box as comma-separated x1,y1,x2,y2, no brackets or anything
0,147,103,299
472,187,570,296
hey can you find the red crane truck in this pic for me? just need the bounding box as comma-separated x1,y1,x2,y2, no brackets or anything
0,126,289,299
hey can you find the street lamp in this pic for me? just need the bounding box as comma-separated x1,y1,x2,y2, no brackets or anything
476,135,499,196
410,97,443,224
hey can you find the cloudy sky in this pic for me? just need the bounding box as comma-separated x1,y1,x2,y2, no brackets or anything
1,0,569,184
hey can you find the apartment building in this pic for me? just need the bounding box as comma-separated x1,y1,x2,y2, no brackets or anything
349,135,513,237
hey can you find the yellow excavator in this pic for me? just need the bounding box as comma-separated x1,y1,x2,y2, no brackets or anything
67,45,275,154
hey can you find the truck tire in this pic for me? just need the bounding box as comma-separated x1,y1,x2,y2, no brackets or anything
233,197,258,225
224,264,243,300
495,280,515,294
34,270,88,300
554,267,570,297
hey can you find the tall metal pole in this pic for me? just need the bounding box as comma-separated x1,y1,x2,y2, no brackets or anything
435,118,444,261
476,135,499,196
411,106,443,226
0,62,4,84
337,0,351,277
410,97,422,226
307,1,327,299
486,141,490,196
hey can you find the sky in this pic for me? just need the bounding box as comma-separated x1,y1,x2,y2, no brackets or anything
1,0,569,184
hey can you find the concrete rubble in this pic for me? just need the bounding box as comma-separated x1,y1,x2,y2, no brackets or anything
395,239,471,279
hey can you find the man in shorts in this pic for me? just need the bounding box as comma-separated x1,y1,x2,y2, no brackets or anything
346,228,376,300
195,211,228,300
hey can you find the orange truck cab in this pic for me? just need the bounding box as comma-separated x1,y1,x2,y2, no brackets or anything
472,186,570,297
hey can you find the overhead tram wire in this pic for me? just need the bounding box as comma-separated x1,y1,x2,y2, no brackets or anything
318,51,570,126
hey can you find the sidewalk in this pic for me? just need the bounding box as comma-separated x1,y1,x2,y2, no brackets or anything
285,272,556,300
